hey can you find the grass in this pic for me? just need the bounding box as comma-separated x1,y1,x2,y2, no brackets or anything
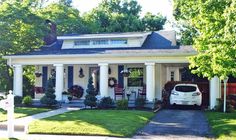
29,110,154,137
205,111,236,140
0,107,51,122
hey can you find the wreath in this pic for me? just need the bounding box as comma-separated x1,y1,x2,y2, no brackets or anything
108,77,117,88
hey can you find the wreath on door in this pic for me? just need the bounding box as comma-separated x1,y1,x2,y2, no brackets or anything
108,77,117,88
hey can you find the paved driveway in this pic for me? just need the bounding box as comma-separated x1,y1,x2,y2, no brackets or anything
134,109,212,140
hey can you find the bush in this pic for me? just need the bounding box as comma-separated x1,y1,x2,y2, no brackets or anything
40,78,57,106
135,98,145,109
22,96,32,106
84,77,98,108
14,96,23,105
68,85,84,98
116,99,128,110
216,98,235,113
98,97,114,109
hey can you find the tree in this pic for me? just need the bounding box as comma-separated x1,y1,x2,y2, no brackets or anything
40,78,57,106
0,1,46,91
84,77,97,108
142,12,166,31
38,3,89,35
83,0,166,33
173,0,236,80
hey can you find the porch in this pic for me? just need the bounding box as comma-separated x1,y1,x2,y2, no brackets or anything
13,63,187,103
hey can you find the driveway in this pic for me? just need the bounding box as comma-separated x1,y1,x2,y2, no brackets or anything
134,109,212,140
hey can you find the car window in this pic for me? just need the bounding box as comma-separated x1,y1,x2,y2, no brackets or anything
175,86,196,92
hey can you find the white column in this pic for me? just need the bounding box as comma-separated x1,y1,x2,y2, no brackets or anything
99,63,109,97
210,76,220,109
145,63,155,102
54,64,64,101
155,64,162,100
13,65,23,96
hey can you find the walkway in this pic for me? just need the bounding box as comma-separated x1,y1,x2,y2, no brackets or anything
133,109,212,140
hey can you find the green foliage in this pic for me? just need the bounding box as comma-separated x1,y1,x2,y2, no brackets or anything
40,78,57,106
135,98,145,109
83,0,166,33
98,97,114,109
22,96,33,106
142,12,166,31
173,0,236,80
14,96,23,106
116,99,128,110
84,77,97,108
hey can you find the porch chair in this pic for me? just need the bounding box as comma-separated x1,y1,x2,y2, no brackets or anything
138,85,146,99
114,84,125,100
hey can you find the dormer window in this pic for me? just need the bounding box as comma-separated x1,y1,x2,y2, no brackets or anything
93,40,109,45
111,39,127,45
74,40,90,46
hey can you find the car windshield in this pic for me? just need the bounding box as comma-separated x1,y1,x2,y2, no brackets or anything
175,85,196,92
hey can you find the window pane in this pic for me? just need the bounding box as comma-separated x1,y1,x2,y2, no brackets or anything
111,39,127,45
92,40,109,45
127,68,143,87
175,86,196,92
74,40,90,46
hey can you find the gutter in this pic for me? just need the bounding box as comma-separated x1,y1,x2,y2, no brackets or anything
3,52,197,59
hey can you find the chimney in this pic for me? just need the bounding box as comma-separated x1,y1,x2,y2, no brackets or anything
43,19,57,45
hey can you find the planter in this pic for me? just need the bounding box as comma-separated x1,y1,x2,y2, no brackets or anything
35,72,42,77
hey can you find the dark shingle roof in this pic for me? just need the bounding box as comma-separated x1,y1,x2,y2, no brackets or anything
9,31,195,56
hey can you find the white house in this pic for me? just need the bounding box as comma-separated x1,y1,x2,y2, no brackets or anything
3,30,221,109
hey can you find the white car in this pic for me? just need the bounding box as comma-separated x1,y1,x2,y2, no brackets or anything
170,84,202,106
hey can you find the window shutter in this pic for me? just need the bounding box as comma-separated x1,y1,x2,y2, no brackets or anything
118,65,124,88
68,66,73,88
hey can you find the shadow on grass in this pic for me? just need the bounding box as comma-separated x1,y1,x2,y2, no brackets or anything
205,111,236,138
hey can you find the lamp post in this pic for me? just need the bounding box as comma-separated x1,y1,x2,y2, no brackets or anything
223,77,229,113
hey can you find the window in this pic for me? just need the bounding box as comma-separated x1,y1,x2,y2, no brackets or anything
111,39,127,45
92,40,109,45
175,86,197,92
171,71,175,81
74,40,90,46
127,68,143,87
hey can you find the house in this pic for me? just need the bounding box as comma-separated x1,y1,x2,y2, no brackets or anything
3,29,221,109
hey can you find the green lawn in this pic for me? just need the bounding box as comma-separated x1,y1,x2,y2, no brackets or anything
205,111,236,139
29,110,154,137
0,107,51,122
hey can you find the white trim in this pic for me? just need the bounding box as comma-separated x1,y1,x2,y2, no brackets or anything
145,62,155,66
57,33,150,40
3,52,197,59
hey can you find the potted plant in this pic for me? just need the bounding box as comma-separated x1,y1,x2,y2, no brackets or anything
35,72,42,77
68,85,84,99
120,69,131,77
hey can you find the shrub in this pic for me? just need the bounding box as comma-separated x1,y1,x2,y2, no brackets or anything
84,77,98,108
216,98,234,113
68,85,84,98
40,78,57,106
116,99,128,110
135,98,145,109
22,96,32,106
98,97,114,109
14,96,23,105
153,99,162,109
